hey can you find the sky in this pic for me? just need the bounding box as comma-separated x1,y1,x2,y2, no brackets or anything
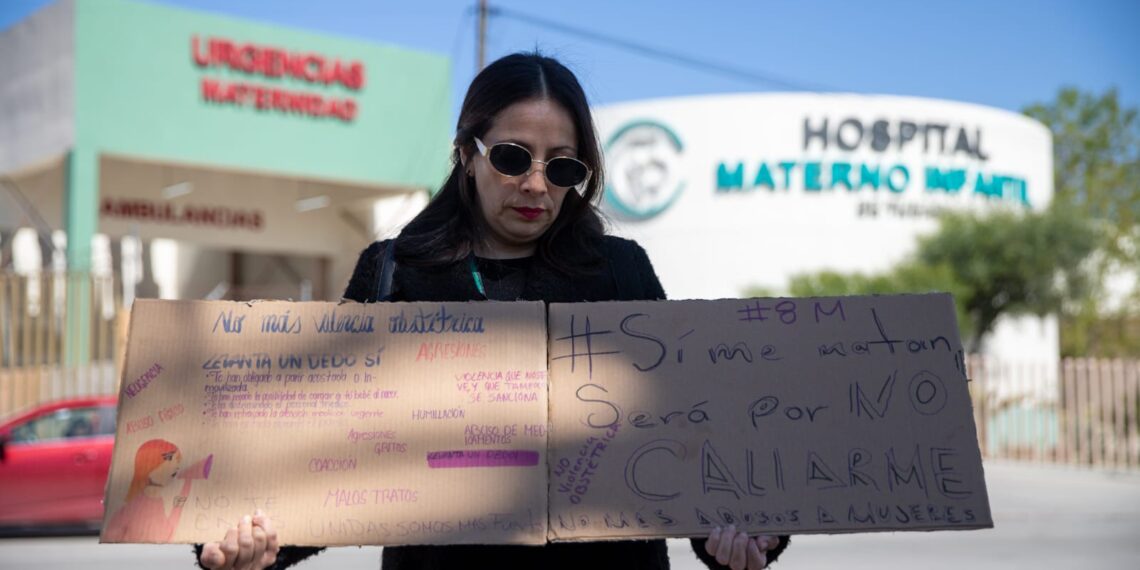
2,0,1138,120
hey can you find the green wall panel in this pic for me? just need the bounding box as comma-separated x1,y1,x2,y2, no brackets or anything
74,0,452,189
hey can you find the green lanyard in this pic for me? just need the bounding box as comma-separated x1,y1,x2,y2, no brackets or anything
467,255,487,298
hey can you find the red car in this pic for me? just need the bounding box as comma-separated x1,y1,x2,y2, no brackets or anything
0,396,118,530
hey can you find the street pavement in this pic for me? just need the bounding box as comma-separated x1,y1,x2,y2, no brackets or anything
2,460,1137,569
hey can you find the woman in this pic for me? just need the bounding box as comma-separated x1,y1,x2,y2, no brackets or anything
199,52,788,570
106,439,197,542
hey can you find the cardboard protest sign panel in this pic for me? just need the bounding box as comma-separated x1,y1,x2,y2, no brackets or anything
101,299,549,546
547,294,991,540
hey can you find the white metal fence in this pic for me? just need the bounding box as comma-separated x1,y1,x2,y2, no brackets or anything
0,272,125,415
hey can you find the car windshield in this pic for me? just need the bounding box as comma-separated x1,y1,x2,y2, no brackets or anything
10,406,116,443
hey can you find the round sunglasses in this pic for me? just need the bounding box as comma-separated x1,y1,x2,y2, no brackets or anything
474,137,591,191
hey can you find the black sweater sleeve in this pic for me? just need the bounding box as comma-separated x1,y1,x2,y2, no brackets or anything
193,544,325,570
630,240,666,301
606,237,667,301
342,240,388,303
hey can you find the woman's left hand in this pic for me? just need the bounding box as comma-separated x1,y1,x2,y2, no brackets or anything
200,510,279,570
705,525,780,570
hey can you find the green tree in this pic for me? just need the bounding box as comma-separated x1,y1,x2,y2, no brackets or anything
1024,87,1140,355
746,209,1098,352
1023,87,1139,262
916,208,1098,352
770,262,971,334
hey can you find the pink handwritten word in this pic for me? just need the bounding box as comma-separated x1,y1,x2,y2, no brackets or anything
416,342,487,361
426,450,539,469
347,428,396,443
554,422,621,504
323,487,418,508
122,363,164,399
374,442,407,454
125,415,154,433
158,403,184,423
309,457,358,472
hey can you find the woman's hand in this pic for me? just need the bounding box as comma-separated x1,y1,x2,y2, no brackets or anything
705,525,781,570
200,510,279,570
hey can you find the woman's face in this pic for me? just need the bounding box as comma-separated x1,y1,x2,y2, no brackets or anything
467,98,580,258
149,450,182,486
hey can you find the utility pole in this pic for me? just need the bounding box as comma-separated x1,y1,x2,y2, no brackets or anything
477,0,487,71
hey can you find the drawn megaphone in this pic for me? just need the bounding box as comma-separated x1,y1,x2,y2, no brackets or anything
177,454,214,480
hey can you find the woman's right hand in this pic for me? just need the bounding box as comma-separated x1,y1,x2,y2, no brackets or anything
705,524,781,569
199,510,279,570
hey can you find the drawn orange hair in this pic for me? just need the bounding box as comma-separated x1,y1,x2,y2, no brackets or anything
125,439,179,502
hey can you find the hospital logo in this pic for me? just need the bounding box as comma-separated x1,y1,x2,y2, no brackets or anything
603,120,684,220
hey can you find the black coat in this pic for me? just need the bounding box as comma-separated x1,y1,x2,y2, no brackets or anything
198,236,787,569
343,236,667,304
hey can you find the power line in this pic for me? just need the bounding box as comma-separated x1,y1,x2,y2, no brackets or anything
478,0,488,70
487,6,834,92
0,175,64,262
449,5,473,70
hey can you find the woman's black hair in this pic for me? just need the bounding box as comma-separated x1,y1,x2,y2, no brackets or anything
394,52,605,273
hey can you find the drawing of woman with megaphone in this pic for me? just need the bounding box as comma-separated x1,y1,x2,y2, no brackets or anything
104,438,213,542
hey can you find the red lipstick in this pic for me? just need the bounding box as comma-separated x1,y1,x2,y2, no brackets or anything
513,207,543,220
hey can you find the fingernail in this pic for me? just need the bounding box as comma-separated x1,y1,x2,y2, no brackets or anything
243,515,251,525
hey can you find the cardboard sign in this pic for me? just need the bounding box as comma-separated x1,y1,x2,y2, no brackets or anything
103,295,991,546
547,294,992,539
102,299,549,545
